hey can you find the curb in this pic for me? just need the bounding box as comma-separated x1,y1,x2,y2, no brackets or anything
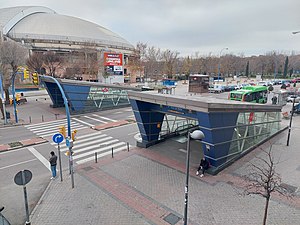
0,137,48,152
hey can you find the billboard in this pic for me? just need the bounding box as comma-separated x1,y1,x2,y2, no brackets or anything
104,52,123,75
104,53,123,66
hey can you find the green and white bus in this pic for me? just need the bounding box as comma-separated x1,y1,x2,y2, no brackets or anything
228,86,268,104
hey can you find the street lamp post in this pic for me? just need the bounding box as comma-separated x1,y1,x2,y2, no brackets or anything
218,48,229,83
183,129,205,225
287,31,300,145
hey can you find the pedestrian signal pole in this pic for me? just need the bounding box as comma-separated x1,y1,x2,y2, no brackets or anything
41,75,74,188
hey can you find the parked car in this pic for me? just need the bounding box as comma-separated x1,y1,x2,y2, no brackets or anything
287,95,300,103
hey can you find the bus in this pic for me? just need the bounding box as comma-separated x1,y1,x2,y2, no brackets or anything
228,86,268,104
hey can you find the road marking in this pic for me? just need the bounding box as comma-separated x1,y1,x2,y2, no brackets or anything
128,131,138,136
0,159,37,170
113,111,123,114
178,148,187,153
92,114,117,122
84,115,108,124
27,146,51,171
76,145,128,164
73,141,124,159
72,117,94,127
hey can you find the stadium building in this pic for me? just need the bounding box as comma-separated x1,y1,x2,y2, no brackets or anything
0,6,137,83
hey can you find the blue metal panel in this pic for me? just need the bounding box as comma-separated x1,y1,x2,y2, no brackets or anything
130,99,165,145
43,81,64,107
62,84,90,112
197,112,238,167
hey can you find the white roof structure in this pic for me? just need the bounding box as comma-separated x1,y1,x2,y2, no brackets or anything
0,6,134,52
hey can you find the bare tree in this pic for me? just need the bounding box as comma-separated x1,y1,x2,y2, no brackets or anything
26,52,44,74
0,40,27,112
43,51,63,77
161,49,179,79
243,145,292,225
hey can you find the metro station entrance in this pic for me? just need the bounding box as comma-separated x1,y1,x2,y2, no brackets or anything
128,91,284,174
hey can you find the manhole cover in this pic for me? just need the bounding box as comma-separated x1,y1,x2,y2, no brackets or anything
163,213,181,225
82,166,94,172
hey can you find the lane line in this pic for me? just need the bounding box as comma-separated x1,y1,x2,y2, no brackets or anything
27,146,51,171
76,145,128,164
50,132,104,145
59,136,113,152
128,131,138,136
25,119,67,128
0,159,37,170
84,115,108,124
92,114,117,122
73,141,124,159
72,117,94,127
27,121,81,131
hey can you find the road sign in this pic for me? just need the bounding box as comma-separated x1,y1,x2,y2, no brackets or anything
53,133,64,144
14,170,32,186
66,138,70,147
66,138,73,148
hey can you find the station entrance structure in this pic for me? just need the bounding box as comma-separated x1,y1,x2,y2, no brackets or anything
128,91,283,173
40,76,141,114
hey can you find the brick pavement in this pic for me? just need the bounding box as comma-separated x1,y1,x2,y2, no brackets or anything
30,135,300,225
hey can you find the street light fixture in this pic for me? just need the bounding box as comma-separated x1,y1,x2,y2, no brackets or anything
292,31,300,34
183,129,205,225
218,48,229,83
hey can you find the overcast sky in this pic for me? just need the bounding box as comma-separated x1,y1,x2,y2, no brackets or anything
2,0,300,57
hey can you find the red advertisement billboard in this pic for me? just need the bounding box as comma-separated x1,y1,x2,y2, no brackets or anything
104,53,123,66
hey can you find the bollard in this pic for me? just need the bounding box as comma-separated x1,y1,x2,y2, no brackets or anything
55,114,59,120
42,115,44,122
29,116,31,123
95,152,97,163
127,142,129,152
112,147,114,158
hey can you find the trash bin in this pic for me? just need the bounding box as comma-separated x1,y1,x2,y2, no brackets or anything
5,111,10,119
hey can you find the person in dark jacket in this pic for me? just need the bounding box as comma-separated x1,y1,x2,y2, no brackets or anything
196,157,210,177
49,151,57,179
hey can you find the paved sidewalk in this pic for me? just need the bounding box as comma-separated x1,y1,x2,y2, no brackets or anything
30,125,300,225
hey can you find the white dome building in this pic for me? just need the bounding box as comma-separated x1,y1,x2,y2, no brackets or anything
0,6,135,82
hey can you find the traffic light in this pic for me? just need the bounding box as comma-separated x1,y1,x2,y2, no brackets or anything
32,72,39,85
71,129,77,141
59,126,66,138
24,69,30,79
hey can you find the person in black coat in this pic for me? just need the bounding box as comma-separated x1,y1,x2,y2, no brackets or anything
49,151,57,179
196,157,210,177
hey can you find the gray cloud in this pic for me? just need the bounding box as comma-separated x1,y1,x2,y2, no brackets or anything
1,0,300,56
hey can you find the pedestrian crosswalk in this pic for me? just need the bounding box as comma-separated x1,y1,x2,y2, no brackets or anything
24,114,119,138
24,119,86,138
50,131,129,164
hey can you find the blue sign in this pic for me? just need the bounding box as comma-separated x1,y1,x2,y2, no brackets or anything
66,139,70,147
52,133,64,144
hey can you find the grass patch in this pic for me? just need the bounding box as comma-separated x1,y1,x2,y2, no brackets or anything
9,142,23,148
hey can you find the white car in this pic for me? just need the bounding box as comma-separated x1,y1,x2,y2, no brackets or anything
287,95,300,103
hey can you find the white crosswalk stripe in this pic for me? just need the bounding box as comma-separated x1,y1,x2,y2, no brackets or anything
24,119,86,138
52,131,130,164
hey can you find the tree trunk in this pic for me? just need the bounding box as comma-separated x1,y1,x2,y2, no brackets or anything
263,197,270,225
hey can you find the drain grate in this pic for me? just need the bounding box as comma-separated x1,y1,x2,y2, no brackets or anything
82,166,94,172
280,183,298,193
163,213,181,225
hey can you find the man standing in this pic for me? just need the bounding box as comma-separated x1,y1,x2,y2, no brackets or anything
49,151,57,179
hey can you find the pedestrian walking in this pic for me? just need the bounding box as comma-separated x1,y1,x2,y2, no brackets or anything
196,157,210,177
49,151,57,179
